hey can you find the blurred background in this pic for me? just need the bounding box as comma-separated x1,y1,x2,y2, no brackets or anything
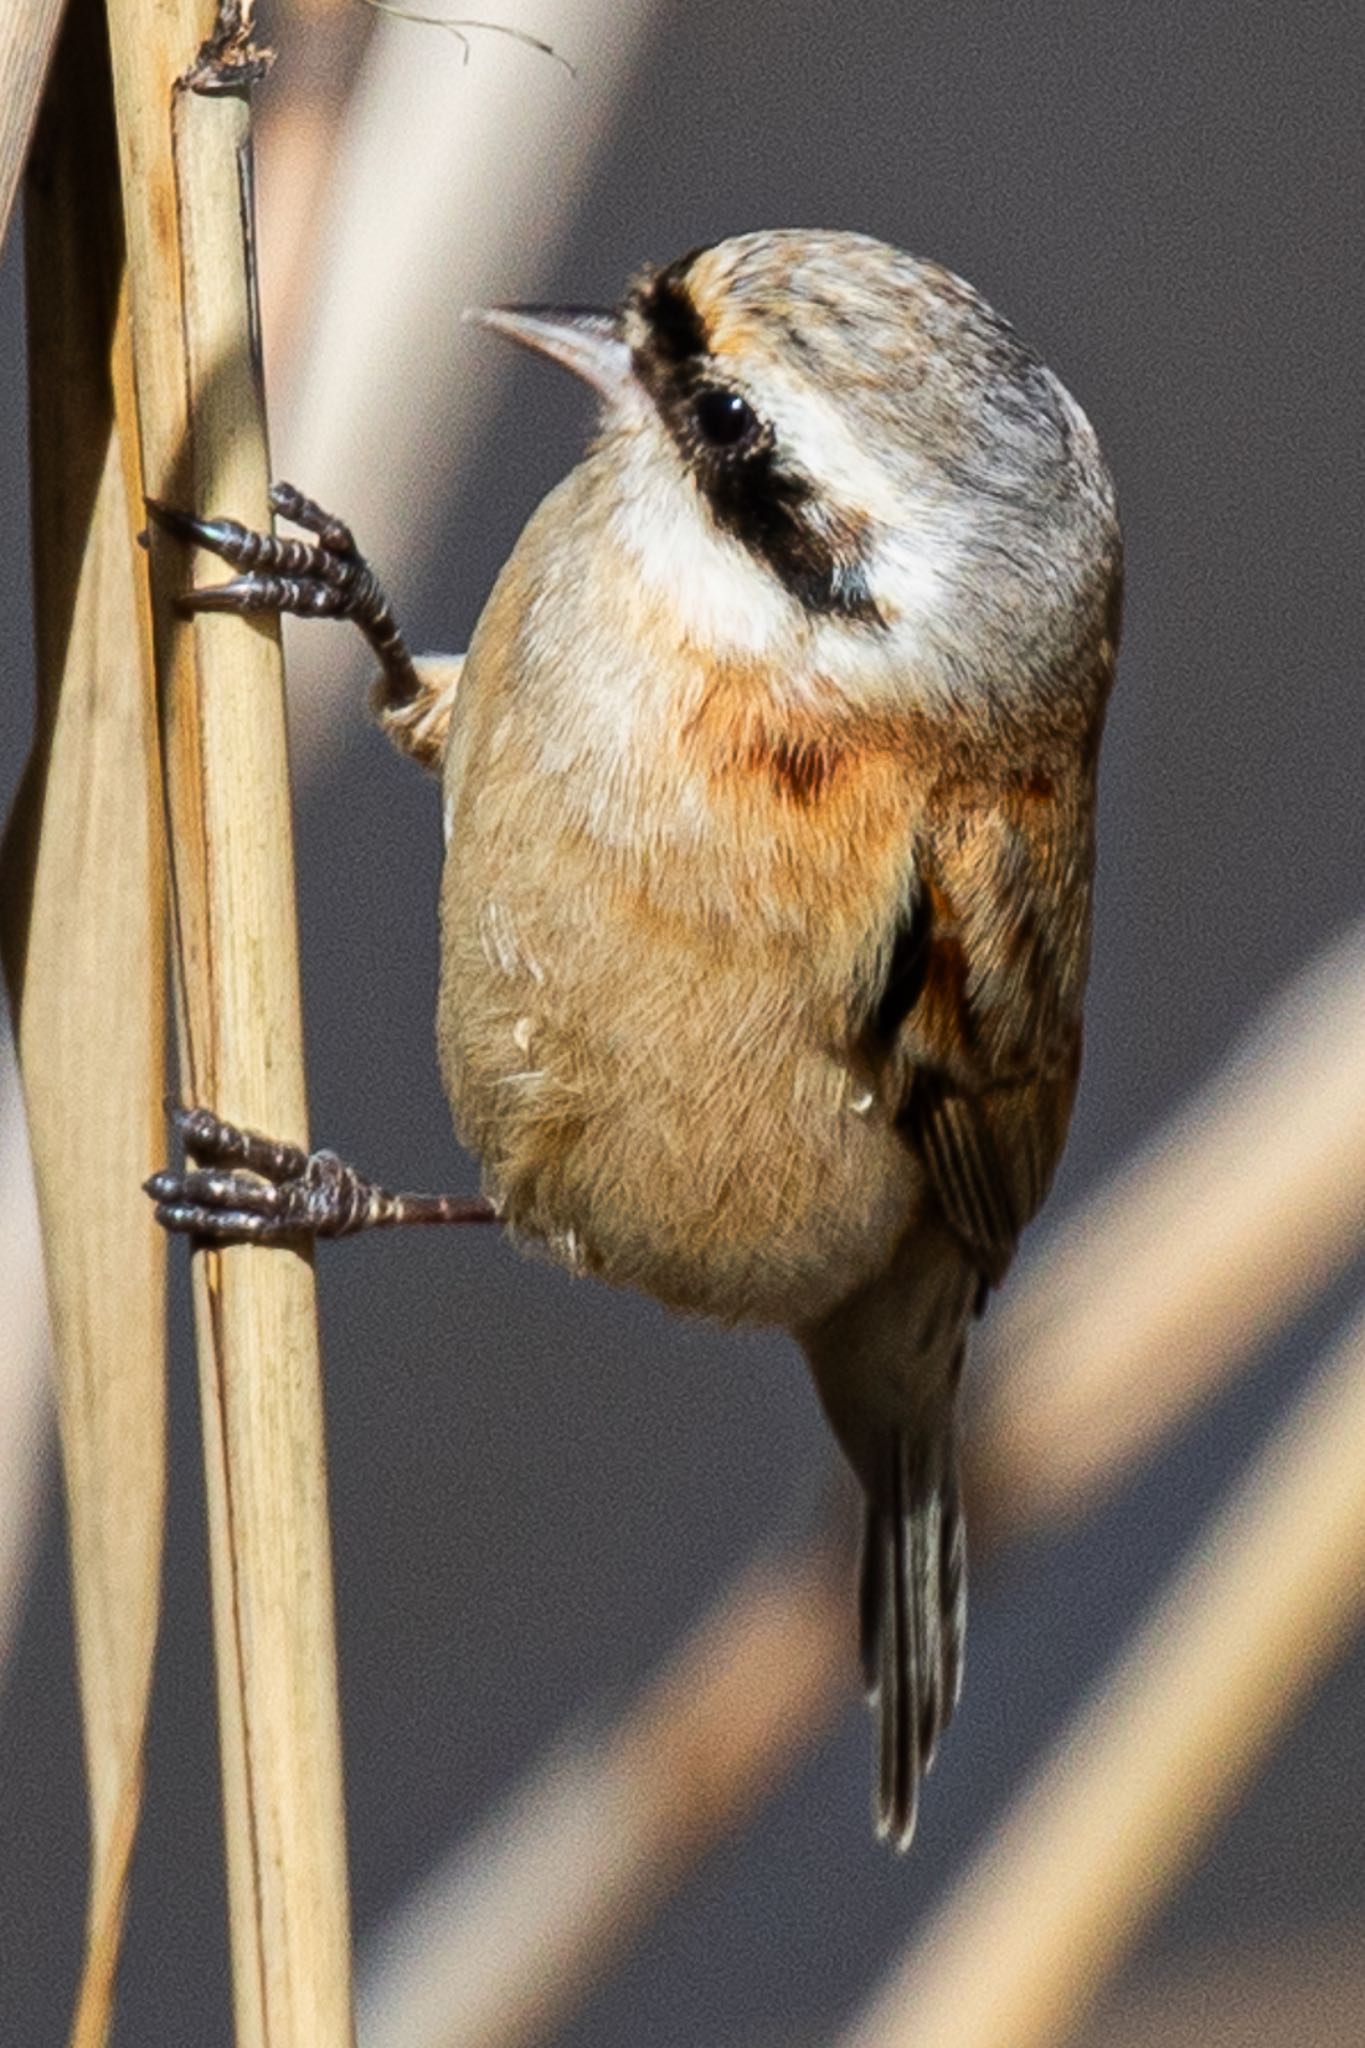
2,1,1363,2043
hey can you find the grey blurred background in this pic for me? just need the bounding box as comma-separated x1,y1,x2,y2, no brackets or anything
2,1,1363,2042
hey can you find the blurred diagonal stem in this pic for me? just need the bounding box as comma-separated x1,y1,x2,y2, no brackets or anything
972,915,1365,1539
359,1542,850,2048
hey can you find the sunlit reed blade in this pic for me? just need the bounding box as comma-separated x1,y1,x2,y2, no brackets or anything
0,9,166,2041
1074,1924,1365,2048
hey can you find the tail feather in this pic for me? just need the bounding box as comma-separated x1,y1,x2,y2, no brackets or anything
861,1423,966,1849
937,1445,967,1722
801,1236,974,1848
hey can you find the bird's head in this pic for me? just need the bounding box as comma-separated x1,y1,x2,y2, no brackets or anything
471,230,1120,713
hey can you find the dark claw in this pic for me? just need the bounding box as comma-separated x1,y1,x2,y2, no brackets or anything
269,482,356,554
145,498,227,549
146,1159,313,1246
146,1100,497,1246
176,576,291,616
143,484,420,709
173,575,359,623
145,1136,306,1245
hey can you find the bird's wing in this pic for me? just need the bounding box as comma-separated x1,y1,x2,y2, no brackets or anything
877,788,1094,1291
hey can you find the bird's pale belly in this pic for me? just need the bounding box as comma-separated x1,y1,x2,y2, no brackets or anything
436,879,919,1328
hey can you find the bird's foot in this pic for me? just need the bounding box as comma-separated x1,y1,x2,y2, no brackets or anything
145,1103,497,1246
144,481,421,711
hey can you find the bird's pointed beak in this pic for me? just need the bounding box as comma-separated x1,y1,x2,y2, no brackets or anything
465,304,632,400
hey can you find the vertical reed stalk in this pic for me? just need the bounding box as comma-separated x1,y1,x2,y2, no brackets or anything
104,1,353,2040
0,6,165,2040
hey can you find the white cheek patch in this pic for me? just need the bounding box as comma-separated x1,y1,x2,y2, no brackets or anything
801,517,963,715
759,374,961,634
608,446,794,657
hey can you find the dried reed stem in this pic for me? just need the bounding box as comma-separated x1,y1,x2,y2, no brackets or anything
0,0,669,1720
0,12,166,2043
106,1,352,2040
839,1298,1365,2048
0,0,65,243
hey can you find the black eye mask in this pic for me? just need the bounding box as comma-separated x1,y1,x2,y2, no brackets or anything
629,261,884,626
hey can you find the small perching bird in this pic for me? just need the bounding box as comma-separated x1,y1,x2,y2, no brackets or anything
147,230,1122,1847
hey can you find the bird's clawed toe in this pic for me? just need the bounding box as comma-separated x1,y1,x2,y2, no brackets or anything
145,1103,319,1245
144,482,421,706
145,482,368,627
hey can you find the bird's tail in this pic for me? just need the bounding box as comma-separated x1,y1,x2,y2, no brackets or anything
802,1238,973,1848
857,1404,965,1848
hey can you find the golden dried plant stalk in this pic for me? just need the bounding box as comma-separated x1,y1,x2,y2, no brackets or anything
0,8,166,2043
1078,1925,1365,2048
103,0,354,2041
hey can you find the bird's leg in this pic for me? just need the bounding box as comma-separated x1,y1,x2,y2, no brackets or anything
144,482,461,770
146,1103,497,1247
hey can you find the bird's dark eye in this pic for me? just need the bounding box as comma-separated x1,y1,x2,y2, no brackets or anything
692,387,757,449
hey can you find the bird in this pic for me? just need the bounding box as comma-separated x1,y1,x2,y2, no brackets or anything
145,229,1122,1847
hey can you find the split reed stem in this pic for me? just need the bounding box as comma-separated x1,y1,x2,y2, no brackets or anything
105,1,354,2040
